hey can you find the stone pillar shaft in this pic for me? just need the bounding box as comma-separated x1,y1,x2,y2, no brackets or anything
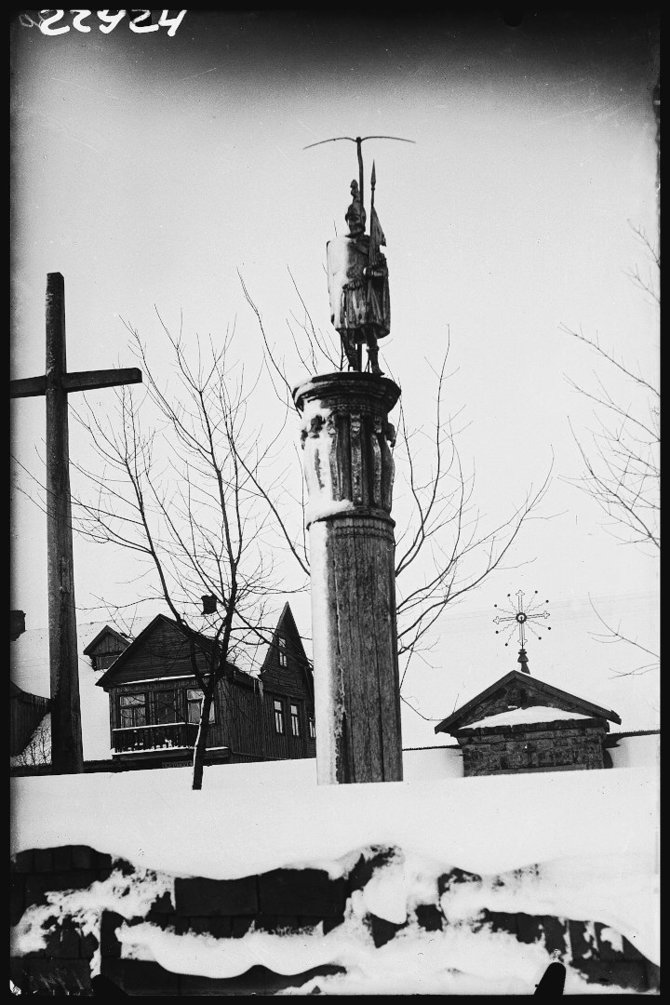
293,372,403,784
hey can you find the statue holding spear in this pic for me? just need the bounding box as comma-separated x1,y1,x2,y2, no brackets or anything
305,135,413,374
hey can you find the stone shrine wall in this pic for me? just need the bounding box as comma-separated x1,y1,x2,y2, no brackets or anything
458,722,608,776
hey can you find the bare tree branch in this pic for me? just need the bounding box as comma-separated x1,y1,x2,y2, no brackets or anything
561,227,659,680
70,315,308,789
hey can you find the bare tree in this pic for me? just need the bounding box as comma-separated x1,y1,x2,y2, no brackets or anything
561,224,659,676
70,314,307,788
239,273,552,719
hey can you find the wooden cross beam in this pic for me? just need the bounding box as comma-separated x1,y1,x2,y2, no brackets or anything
10,273,142,774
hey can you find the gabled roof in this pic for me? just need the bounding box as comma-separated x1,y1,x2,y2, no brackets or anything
259,602,314,694
93,607,310,691
434,669,621,734
83,624,131,656
95,614,220,688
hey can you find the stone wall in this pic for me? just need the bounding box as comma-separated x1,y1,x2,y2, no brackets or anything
10,845,659,995
458,722,608,776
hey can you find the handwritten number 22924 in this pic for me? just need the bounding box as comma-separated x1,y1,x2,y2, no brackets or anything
39,11,187,37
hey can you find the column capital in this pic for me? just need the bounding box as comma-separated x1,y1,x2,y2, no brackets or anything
293,371,400,416
293,372,401,528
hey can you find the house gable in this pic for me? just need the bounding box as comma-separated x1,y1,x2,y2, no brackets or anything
95,615,214,689
259,603,313,701
434,670,621,735
83,625,131,672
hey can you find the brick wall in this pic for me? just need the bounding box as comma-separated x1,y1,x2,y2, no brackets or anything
10,845,659,995
458,722,607,775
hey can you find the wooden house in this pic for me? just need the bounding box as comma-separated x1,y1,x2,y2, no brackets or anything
434,668,622,776
92,603,316,768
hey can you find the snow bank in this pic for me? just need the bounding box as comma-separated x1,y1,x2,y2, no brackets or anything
11,756,659,974
609,733,659,769
11,763,657,881
10,759,660,989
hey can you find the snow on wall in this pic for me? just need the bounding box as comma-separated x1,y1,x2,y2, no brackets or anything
10,762,659,966
11,840,658,993
464,705,594,729
109,902,617,995
608,733,659,769
402,745,463,779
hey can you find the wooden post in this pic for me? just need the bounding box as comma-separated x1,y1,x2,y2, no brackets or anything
10,273,142,774
45,274,83,773
293,371,403,783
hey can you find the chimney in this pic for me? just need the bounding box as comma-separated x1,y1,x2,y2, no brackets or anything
201,595,217,615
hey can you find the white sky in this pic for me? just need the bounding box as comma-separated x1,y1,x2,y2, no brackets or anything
10,11,660,747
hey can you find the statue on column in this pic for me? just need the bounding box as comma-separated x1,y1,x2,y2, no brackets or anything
326,164,391,375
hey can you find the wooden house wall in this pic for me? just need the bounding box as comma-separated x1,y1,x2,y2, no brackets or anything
87,631,129,672
88,635,126,659
256,615,315,760
218,676,315,761
109,679,229,750
88,633,128,659
10,692,50,757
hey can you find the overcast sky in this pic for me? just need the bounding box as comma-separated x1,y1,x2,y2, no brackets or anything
10,10,659,747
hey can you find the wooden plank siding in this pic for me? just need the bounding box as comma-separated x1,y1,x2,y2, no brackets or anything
10,685,51,757
83,627,130,671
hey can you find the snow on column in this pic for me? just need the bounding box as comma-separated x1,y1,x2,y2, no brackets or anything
293,371,402,784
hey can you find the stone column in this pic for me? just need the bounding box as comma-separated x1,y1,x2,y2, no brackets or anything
293,371,403,784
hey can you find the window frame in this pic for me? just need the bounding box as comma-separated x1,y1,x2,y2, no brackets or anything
118,692,148,728
186,687,216,725
273,698,285,734
277,636,287,668
290,702,300,737
154,688,180,725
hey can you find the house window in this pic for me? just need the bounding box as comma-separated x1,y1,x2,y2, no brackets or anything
119,693,147,728
278,636,287,668
155,690,179,724
273,699,284,734
290,703,300,737
187,688,215,725
309,717,316,739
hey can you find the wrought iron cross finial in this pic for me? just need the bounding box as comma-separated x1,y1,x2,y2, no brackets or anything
304,135,414,223
493,590,551,669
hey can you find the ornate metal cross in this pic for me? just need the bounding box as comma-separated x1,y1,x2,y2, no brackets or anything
493,589,551,658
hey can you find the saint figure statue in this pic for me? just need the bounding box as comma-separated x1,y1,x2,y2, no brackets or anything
326,173,390,374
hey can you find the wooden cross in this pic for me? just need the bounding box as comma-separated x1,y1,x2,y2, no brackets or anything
10,273,142,774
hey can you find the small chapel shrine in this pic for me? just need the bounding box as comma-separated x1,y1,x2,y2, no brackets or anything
434,646,622,777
